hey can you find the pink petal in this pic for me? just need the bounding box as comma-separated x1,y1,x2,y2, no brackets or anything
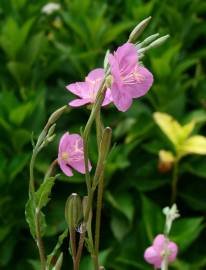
153,234,165,252
115,43,138,74
144,246,162,268
108,54,122,86
69,159,92,174
129,65,153,98
69,98,91,107
168,241,178,262
111,82,133,112
58,132,70,153
102,88,113,106
58,160,73,177
66,82,89,98
86,68,104,81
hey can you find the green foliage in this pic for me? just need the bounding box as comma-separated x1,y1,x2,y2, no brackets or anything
0,0,206,269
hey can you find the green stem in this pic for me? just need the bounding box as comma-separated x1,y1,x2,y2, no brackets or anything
74,232,85,270
74,73,108,270
161,236,169,270
70,229,76,264
35,209,46,270
29,149,38,195
171,160,179,204
83,80,107,190
94,172,104,268
28,106,68,270
44,159,58,182
95,108,103,151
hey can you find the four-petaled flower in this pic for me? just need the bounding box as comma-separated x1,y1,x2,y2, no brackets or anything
144,234,178,268
58,132,92,176
66,68,112,107
108,42,153,112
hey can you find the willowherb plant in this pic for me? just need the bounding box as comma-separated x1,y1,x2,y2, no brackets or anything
144,204,179,270
25,17,173,270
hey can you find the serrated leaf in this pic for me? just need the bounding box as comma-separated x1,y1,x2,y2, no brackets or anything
25,197,47,239
35,176,56,210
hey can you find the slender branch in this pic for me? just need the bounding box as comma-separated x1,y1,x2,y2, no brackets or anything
74,232,85,270
29,149,38,195
70,229,76,264
29,148,46,269
28,106,68,270
35,209,46,270
83,80,107,190
95,108,103,151
94,172,104,265
74,69,109,270
44,159,58,181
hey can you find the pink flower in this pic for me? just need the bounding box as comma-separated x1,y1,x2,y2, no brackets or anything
58,132,92,177
108,43,153,112
144,234,178,268
66,68,112,107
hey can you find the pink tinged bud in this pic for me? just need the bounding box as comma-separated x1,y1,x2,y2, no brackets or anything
144,234,178,269
58,132,92,176
66,68,112,107
108,42,153,112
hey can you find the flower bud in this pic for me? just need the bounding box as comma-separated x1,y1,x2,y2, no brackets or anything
128,16,152,43
46,134,56,143
65,193,82,231
163,204,180,234
48,105,68,126
47,123,56,137
138,34,170,54
137,33,160,49
158,150,175,173
82,196,92,221
100,127,112,161
148,34,170,48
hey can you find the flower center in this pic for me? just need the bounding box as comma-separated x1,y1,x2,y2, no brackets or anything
62,152,69,160
133,71,145,82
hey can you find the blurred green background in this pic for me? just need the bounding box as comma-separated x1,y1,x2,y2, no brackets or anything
0,0,206,269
